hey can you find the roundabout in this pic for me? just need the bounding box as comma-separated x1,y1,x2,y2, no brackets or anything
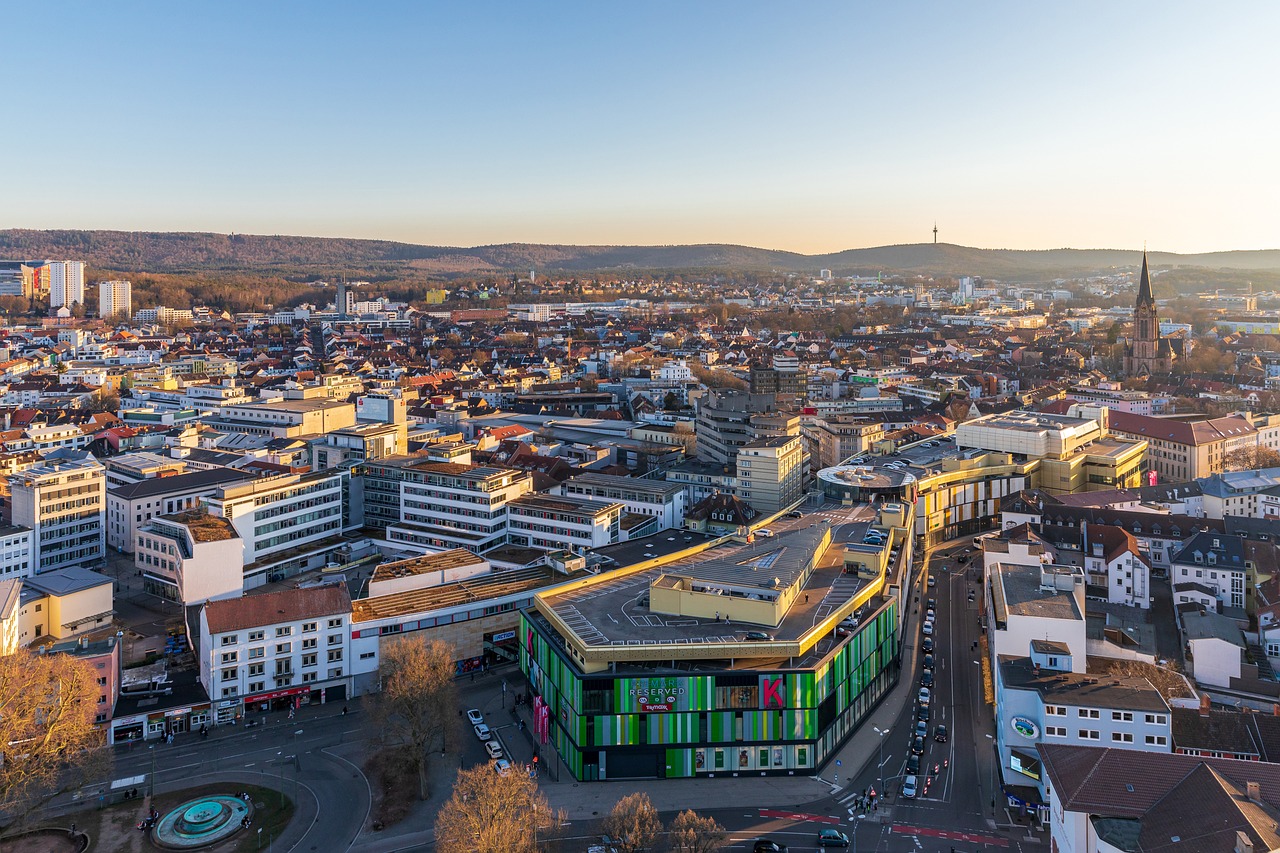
151,795,252,850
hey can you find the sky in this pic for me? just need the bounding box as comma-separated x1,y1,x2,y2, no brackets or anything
6,2,1278,254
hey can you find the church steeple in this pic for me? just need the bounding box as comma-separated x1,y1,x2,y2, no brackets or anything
1135,250,1154,308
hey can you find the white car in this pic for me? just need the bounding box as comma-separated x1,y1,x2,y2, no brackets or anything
473,723,492,741
756,529,775,538
484,740,504,759
922,621,933,636
918,687,931,705
466,708,484,726
494,758,513,776
902,774,919,798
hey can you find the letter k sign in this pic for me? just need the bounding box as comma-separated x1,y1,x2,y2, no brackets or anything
761,677,785,708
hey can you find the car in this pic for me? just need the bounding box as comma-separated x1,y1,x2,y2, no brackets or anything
927,576,937,588
920,671,934,689
915,720,928,739
921,621,933,636
957,554,969,565
466,708,484,726
756,528,775,539
916,703,930,722
911,735,925,755
494,758,513,776
744,631,774,641
918,687,931,705
753,840,788,853
484,740,504,759
923,653,935,670
927,598,937,610
922,638,934,653
935,724,949,743
967,592,976,603
906,754,921,775
473,723,491,741
902,774,919,799
817,828,849,847
786,510,804,519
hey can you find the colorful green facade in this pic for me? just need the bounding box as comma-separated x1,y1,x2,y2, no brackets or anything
519,600,899,780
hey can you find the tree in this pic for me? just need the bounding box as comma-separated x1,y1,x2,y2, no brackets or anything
0,649,109,828
1222,445,1280,473
85,393,120,414
434,764,559,853
669,809,725,852
603,792,661,853
662,391,681,411
371,637,459,799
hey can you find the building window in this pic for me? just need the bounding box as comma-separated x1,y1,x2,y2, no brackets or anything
248,647,264,659
1112,711,1133,722
302,621,317,633
1079,730,1100,740
1078,708,1100,719
1144,713,1168,725
248,630,264,641
328,634,342,646
276,626,292,637
276,643,291,655
221,635,238,646
302,638,317,650
1046,726,1067,737
327,649,343,662
1046,705,1067,716
302,653,317,667
1112,732,1134,743
248,663,264,676
1145,735,1168,746
221,668,237,681
328,618,343,628
220,651,237,664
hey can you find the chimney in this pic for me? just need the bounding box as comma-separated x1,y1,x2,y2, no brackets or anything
1201,693,1212,716
1235,831,1255,853
1246,781,1262,804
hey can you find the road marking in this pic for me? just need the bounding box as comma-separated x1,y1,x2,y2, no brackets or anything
758,808,841,825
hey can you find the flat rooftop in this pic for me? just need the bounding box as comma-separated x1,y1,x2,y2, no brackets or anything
371,548,483,583
353,563,583,623
541,526,864,651
159,510,237,542
991,561,1084,622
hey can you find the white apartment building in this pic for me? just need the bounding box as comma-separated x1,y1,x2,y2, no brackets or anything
25,424,90,454
735,435,806,514
47,261,86,308
387,462,531,553
554,472,686,530
98,280,132,320
1170,531,1247,612
204,470,353,587
506,494,623,553
107,467,254,553
0,525,35,580
136,510,244,605
986,561,1087,673
9,456,106,574
199,586,352,725
996,648,1172,820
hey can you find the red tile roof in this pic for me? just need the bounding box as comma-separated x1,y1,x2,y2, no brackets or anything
203,586,351,635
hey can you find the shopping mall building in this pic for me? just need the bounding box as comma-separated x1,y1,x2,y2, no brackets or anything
518,521,905,780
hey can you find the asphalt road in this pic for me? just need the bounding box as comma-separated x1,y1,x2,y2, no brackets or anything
673,539,1037,853
97,708,371,852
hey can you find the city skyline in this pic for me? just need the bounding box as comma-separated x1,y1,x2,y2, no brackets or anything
7,2,1277,254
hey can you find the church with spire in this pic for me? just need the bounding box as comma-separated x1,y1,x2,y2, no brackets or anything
1124,251,1174,377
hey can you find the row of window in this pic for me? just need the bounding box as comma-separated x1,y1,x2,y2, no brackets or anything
1045,727,1166,746
1045,706,1167,725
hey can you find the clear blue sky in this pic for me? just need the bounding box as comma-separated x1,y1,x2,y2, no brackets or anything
7,2,1276,254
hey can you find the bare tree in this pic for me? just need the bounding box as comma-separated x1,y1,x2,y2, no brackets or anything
0,649,109,828
371,636,458,799
1222,445,1280,473
604,792,661,853
434,764,560,853
669,809,725,853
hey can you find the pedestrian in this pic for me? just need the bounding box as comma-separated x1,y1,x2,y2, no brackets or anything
70,822,75,835
805,594,809,604
470,671,475,682
342,705,348,716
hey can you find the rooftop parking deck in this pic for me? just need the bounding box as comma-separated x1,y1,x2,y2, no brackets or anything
541,527,866,651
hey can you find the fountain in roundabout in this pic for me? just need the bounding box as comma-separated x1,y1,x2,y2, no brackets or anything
151,795,253,849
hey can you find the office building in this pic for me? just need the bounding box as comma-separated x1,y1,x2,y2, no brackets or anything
735,436,805,513
204,469,355,586
107,466,254,553
554,472,687,531
0,261,35,298
506,494,623,553
1108,410,1256,483
9,456,106,573
388,462,532,553
136,509,244,605
98,279,132,319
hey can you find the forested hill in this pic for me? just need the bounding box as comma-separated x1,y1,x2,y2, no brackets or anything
2,229,1279,278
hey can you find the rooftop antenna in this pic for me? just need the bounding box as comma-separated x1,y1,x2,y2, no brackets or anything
933,223,938,245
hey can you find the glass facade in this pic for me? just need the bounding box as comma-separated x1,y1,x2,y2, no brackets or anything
519,600,899,781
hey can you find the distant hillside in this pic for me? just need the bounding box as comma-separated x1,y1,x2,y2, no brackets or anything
2,229,1278,279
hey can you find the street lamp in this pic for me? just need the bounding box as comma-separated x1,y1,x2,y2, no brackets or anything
872,726,889,798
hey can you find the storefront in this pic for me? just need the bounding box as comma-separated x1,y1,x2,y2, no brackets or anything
110,703,212,744
239,682,347,718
